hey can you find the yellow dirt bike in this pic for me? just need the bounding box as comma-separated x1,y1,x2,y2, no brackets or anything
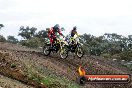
67,37,84,58
43,37,68,59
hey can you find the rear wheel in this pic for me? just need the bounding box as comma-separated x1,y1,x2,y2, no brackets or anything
43,44,51,56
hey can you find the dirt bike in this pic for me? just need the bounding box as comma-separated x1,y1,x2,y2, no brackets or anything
43,37,68,59
66,37,84,58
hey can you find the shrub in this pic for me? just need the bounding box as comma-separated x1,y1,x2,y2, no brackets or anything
0,35,6,42
7,35,18,44
19,37,41,48
112,54,121,60
101,53,111,58
120,50,132,61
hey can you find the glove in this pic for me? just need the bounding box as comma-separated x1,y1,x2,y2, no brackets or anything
62,35,65,38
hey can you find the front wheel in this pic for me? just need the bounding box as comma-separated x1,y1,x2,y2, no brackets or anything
59,45,68,59
76,44,84,58
43,44,51,56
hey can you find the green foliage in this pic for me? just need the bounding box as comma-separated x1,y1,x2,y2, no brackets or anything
101,53,111,58
19,37,41,48
19,40,28,46
28,37,41,48
120,50,132,61
0,35,6,42
26,64,80,88
18,26,37,40
7,35,18,44
112,54,121,60
89,47,101,56
80,33,132,61
36,30,47,38
18,26,49,48
11,63,17,68
35,30,47,45
121,62,132,71
127,65,132,71
0,24,6,42
0,24,4,29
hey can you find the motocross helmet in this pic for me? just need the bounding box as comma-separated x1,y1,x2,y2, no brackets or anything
73,26,77,30
53,24,60,32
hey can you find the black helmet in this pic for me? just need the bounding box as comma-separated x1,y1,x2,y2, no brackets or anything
53,24,60,32
73,26,77,30
54,24,60,29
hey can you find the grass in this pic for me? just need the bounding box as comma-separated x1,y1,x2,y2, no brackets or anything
11,63,17,68
119,61,132,71
122,64,132,71
25,64,80,88
40,74,80,88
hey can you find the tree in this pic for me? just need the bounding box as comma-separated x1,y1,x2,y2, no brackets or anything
0,35,6,42
0,24,4,29
35,29,48,46
18,26,37,40
7,35,18,44
36,30,47,38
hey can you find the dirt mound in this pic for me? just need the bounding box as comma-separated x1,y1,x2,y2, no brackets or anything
0,51,46,88
0,74,33,88
0,42,132,88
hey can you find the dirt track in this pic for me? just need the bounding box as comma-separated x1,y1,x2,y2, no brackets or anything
0,42,132,88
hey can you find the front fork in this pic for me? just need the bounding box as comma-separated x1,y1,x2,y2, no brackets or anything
60,42,64,52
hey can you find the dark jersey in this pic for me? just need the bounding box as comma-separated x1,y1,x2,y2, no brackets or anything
71,30,78,37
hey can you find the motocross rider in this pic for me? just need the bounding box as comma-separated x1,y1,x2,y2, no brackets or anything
70,26,79,44
47,24,65,49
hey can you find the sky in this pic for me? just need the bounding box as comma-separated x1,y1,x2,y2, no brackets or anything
0,0,132,39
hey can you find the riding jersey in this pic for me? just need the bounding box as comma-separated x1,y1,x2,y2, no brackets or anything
71,30,79,37
48,27,63,38
48,27,63,45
